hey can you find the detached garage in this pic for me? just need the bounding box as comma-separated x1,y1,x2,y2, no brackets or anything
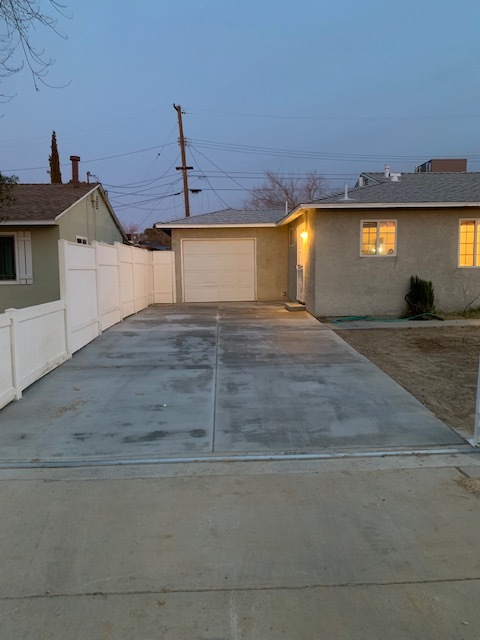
155,209,288,303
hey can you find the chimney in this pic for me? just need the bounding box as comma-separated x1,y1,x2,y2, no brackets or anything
384,164,390,178
70,155,80,184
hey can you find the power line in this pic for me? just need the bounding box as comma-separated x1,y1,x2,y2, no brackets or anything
188,107,480,122
188,144,253,195
189,146,231,210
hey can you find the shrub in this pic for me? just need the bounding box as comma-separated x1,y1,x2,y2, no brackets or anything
405,276,435,316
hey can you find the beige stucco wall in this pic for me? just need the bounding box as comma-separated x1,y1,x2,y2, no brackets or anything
171,227,288,301
306,207,480,316
58,189,124,245
0,226,60,313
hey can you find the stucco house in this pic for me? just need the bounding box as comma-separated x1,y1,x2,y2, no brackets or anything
281,169,480,316
0,180,127,312
156,168,480,317
155,209,287,302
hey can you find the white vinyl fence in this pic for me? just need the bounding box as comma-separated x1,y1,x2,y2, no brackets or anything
0,240,176,409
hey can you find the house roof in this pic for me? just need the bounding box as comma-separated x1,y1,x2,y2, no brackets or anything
277,171,480,225
316,172,480,205
155,208,283,228
0,183,100,223
0,182,128,241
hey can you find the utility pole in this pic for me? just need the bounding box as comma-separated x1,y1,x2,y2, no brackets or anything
173,103,193,218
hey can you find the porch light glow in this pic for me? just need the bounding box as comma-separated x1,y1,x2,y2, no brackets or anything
300,230,308,241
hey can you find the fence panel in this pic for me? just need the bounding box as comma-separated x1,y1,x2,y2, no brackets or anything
153,252,176,303
0,313,15,409
59,241,100,354
8,301,68,395
116,243,135,319
133,246,150,312
94,242,122,331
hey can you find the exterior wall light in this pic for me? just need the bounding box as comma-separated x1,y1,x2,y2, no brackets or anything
300,230,308,241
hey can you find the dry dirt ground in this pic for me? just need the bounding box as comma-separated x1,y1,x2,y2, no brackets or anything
334,325,480,439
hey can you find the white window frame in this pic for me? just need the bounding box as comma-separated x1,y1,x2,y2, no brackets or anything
458,219,480,268
76,235,88,245
360,219,397,257
0,231,33,285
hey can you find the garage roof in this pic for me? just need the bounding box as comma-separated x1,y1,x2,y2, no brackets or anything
155,208,283,228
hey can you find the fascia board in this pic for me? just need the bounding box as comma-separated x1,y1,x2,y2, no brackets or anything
307,201,480,210
0,220,56,226
154,223,278,229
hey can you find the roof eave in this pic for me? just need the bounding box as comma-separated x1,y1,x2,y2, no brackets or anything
0,220,57,226
307,201,480,209
154,222,278,229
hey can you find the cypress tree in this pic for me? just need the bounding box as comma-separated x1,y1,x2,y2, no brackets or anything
49,131,62,184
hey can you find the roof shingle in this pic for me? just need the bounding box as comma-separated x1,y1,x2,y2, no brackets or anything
0,183,98,222
156,208,284,226
316,172,480,205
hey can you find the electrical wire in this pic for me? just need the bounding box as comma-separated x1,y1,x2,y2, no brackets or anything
188,146,231,209
188,144,253,195
188,107,480,122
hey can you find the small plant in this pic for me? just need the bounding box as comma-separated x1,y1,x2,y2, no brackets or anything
461,283,480,317
405,276,435,317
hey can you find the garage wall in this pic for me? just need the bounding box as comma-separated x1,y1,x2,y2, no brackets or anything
171,227,288,302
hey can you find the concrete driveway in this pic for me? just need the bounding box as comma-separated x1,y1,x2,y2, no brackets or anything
0,303,466,463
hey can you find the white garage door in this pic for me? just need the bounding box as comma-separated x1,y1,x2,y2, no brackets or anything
182,239,256,302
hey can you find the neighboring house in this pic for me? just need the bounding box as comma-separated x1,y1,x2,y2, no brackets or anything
0,178,127,312
130,227,172,251
155,209,287,302
280,168,480,316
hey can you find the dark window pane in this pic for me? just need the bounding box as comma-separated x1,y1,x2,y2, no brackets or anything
0,236,16,280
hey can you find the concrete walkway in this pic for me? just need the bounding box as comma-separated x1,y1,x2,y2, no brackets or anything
0,303,466,464
2,454,480,639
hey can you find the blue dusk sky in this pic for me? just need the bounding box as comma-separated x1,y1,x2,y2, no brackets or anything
1,0,480,227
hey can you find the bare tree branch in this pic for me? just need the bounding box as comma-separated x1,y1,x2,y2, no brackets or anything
244,170,327,210
0,0,69,95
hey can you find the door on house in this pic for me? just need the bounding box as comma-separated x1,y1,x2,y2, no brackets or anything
296,223,305,303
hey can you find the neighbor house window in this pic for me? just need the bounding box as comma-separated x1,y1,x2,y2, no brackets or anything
0,235,16,281
361,220,396,256
459,220,480,267
0,232,33,284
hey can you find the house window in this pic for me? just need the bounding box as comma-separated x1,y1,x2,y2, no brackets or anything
0,235,16,281
76,235,88,245
361,220,396,256
459,220,480,267
0,232,33,284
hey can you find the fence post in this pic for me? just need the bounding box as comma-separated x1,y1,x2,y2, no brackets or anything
92,241,103,335
472,356,480,446
5,308,22,400
58,240,72,357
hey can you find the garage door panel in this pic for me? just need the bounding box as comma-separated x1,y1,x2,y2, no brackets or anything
185,270,253,287
183,239,256,302
184,253,252,272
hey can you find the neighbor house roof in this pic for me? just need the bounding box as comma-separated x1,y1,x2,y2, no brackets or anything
278,172,480,225
0,183,99,222
0,183,128,241
155,208,283,228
